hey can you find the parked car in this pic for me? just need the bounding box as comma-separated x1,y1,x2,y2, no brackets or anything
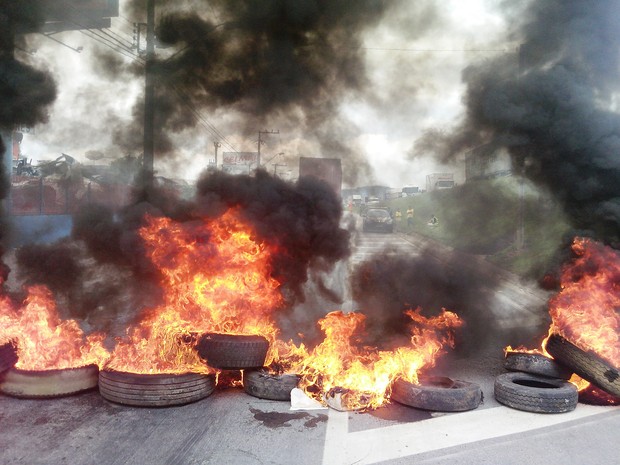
362,208,394,233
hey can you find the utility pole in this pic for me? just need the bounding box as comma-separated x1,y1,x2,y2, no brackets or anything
257,130,279,168
516,44,526,250
213,141,221,168
142,0,155,185
0,13,15,186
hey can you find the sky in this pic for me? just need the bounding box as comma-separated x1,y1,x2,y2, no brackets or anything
17,0,511,189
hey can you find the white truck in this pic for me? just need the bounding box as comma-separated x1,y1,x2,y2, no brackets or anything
425,173,455,192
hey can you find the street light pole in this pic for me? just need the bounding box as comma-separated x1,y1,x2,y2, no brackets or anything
142,0,155,185
213,141,221,168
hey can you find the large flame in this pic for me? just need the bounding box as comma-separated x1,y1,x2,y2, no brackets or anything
279,307,462,410
546,237,619,365
0,285,109,370
546,238,620,396
506,237,619,398
106,210,284,373
1,207,462,402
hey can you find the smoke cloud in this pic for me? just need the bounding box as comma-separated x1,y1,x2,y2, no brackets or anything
0,1,57,275
350,248,502,354
102,0,399,185
196,169,350,300
416,0,620,246
13,169,350,328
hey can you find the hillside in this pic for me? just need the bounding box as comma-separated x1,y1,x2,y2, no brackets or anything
381,177,572,279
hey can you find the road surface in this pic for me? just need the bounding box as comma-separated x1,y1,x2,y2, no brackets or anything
0,229,617,465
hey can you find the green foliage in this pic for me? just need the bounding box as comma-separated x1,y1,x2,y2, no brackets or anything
386,178,571,278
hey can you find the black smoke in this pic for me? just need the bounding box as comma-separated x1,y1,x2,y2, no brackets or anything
351,248,504,355
14,169,350,326
416,0,620,246
196,169,350,300
0,1,57,279
113,0,397,185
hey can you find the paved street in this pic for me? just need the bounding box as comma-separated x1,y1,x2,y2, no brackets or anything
0,229,618,465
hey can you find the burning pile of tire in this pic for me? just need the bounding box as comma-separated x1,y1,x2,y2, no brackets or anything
545,334,620,403
0,364,99,399
1,340,100,399
495,334,620,413
195,333,301,402
98,370,216,407
96,333,270,408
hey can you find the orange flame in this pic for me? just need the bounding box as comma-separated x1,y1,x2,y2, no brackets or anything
281,307,462,410
0,285,109,370
506,237,619,397
547,237,619,365
106,210,284,373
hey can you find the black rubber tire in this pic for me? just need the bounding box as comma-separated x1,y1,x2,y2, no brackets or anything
196,333,269,369
243,369,300,401
99,370,216,407
0,342,18,374
504,351,573,379
390,376,482,412
545,333,620,398
0,365,99,398
494,372,578,413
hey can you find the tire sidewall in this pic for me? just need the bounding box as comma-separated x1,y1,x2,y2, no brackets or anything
391,377,482,412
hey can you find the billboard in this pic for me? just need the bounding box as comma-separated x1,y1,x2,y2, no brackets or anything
222,152,258,166
16,1,119,33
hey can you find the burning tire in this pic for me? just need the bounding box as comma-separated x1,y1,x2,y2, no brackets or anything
578,383,620,406
390,376,482,412
494,372,578,413
196,333,269,369
545,333,620,398
504,351,573,379
0,364,99,398
98,370,216,407
0,342,18,374
243,369,300,401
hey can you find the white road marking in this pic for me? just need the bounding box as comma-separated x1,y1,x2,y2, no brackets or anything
322,404,618,465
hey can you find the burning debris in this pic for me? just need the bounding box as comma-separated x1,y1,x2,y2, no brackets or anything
0,171,464,409
503,238,620,406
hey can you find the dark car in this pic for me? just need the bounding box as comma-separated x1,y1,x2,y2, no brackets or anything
362,208,394,233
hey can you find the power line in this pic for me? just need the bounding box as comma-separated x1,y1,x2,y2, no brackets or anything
170,85,237,152
77,28,142,62
361,47,507,52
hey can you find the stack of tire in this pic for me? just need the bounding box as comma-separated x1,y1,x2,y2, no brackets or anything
496,333,620,413
495,349,577,413
196,333,300,401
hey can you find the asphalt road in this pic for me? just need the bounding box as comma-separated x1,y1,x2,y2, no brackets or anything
0,229,618,465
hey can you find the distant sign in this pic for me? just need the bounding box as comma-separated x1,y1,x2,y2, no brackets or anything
222,152,258,166
16,0,119,33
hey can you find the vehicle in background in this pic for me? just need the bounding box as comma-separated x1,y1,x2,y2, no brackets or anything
351,194,363,205
426,173,455,192
385,187,402,199
401,186,420,197
362,207,394,233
